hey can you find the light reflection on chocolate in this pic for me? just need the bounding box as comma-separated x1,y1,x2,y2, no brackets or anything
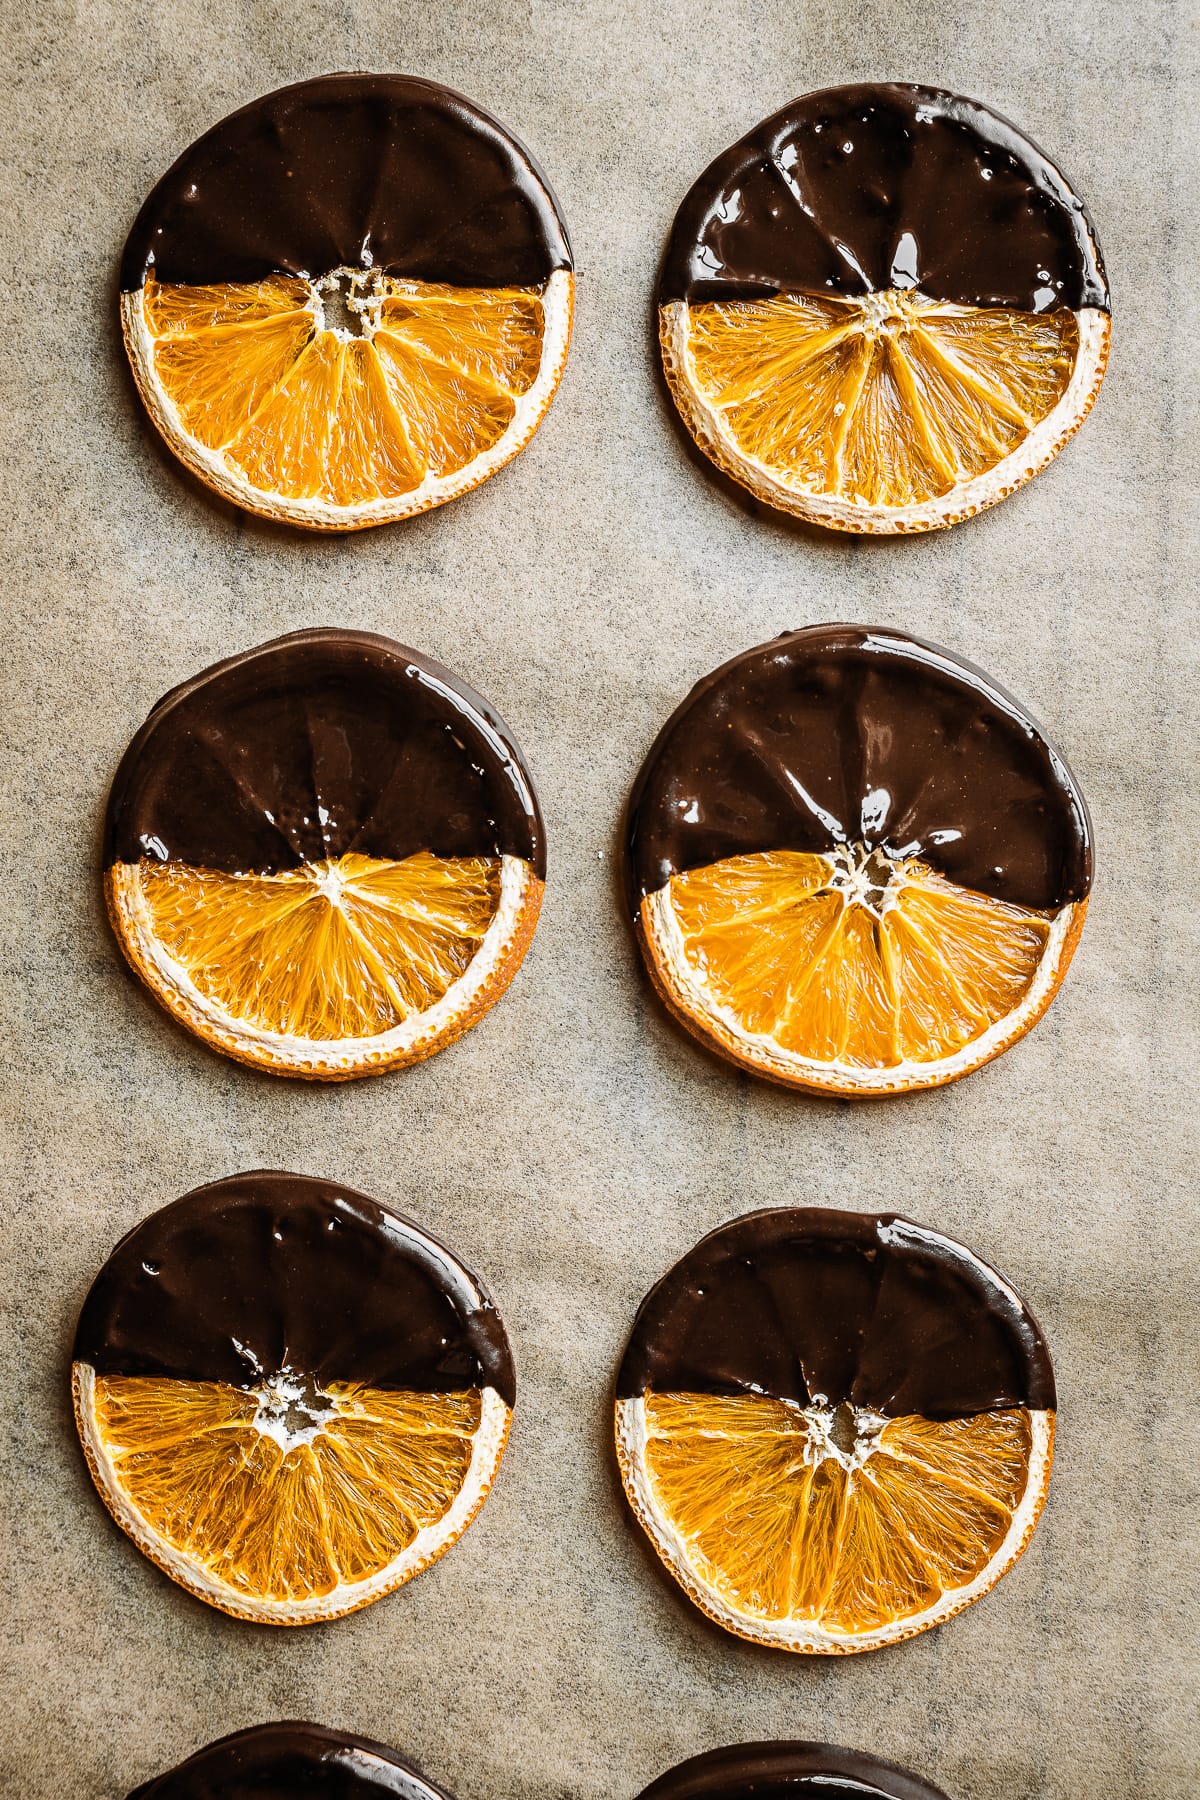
660,83,1107,314
105,629,546,880
624,625,1092,914
637,1742,952,1800
617,1209,1055,1419
127,1721,453,1798
75,1171,516,1408
122,72,572,292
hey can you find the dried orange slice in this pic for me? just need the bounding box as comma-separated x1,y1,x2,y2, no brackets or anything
626,625,1092,1094
73,1173,515,1625
105,630,545,1079
121,74,573,528
616,1209,1056,1654
638,1743,950,1800
130,1723,457,1798
659,83,1109,532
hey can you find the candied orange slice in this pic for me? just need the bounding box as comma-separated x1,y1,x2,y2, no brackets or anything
638,847,1087,1095
74,1366,509,1624
616,1391,1053,1653
105,850,543,1080
122,266,573,529
660,289,1109,533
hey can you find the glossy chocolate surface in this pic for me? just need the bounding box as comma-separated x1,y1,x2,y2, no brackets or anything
128,1721,451,1798
105,629,545,879
625,625,1092,913
637,1742,950,1800
660,83,1107,313
75,1171,515,1406
617,1209,1054,1418
122,72,572,292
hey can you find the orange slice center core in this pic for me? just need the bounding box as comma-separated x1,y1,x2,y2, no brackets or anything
853,288,926,336
251,1368,339,1451
312,265,386,340
801,1396,888,1470
823,841,906,916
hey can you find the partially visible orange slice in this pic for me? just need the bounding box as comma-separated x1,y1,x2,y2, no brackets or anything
106,849,541,1079
637,1741,952,1800
661,289,1108,531
639,847,1086,1094
123,268,573,529
130,1723,457,1796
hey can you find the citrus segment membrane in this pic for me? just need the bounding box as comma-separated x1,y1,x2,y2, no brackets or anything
83,1372,484,1604
143,274,314,335
128,851,501,1039
663,848,1053,1067
643,845,1083,1092
135,270,561,509
661,294,1109,531
617,1393,1053,1651
107,851,539,1077
640,1394,1035,1631
673,291,1077,508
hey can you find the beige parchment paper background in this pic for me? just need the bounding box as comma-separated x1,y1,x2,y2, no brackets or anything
2,1,1198,1795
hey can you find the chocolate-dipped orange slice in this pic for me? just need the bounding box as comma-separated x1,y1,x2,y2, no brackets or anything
626,625,1092,1095
616,1209,1055,1654
105,629,544,1079
660,83,1109,531
121,73,573,528
638,1742,950,1800
74,1173,514,1625
129,1721,454,1797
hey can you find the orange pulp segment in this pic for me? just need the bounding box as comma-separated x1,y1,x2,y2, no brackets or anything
142,272,548,505
131,851,501,1040
89,1374,482,1604
672,290,1077,508
640,1392,1037,1635
664,849,1052,1067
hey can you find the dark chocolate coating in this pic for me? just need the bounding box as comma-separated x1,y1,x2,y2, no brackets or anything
637,1742,951,1800
75,1171,516,1407
660,83,1107,313
128,1721,452,1799
624,625,1092,914
105,629,545,879
617,1209,1054,1418
121,72,572,292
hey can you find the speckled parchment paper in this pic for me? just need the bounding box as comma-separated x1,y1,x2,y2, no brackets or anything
2,2,1197,1795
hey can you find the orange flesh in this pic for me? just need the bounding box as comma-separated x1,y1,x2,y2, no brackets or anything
133,851,501,1040
680,291,1077,507
89,1375,483,1603
665,850,1052,1067
143,273,547,504
641,1392,1035,1633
